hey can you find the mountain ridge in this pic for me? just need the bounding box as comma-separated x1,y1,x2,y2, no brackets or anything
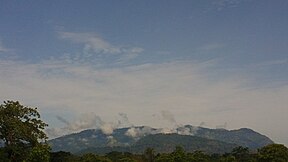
48,125,273,154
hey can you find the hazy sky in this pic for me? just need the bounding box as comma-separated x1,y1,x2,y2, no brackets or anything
0,0,288,145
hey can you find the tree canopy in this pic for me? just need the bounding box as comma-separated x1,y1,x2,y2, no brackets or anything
257,144,288,162
0,100,49,161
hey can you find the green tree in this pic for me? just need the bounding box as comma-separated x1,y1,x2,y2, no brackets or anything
257,144,288,162
0,100,49,161
155,153,174,162
220,155,236,162
25,144,51,162
80,153,112,162
105,151,124,162
171,146,188,162
50,151,82,162
231,146,251,162
144,147,156,162
187,151,210,162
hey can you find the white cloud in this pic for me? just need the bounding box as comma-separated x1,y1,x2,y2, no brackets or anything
58,32,143,64
0,58,287,145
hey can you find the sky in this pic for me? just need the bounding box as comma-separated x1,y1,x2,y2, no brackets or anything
0,0,288,145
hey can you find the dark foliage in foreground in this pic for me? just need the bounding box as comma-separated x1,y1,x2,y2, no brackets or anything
50,144,288,162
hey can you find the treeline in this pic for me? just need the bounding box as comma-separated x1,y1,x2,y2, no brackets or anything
50,144,288,162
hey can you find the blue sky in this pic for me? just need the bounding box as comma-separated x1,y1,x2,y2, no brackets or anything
0,0,288,145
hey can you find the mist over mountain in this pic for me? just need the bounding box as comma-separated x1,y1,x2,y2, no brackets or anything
48,125,273,154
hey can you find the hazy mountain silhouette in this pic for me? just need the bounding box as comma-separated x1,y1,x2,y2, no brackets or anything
48,125,273,154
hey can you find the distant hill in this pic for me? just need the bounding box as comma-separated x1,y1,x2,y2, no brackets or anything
49,128,134,153
48,125,273,154
180,125,273,149
79,133,238,154
133,133,238,154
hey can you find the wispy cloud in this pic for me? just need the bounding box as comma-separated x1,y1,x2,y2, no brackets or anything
58,32,143,64
212,0,248,11
46,112,133,138
59,32,120,54
0,40,10,53
199,43,226,51
249,60,288,68
0,58,287,143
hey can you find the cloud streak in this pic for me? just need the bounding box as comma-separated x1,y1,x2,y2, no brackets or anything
212,0,246,11
58,32,143,64
59,32,121,54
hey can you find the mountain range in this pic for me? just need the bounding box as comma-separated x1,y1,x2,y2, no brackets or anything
48,125,273,154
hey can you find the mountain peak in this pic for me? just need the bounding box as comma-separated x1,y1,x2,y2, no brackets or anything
49,125,273,153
